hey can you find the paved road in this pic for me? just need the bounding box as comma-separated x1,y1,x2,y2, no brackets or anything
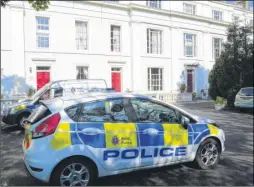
0,102,253,186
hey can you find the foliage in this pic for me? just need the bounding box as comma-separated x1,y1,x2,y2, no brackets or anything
180,84,186,92
192,92,197,97
215,96,227,105
1,0,50,11
209,22,253,107
27,88,35,97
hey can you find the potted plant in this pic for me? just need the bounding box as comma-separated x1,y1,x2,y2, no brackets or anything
192,92,197,101
180,83,186,93
27,88,35,98
215,96,227,110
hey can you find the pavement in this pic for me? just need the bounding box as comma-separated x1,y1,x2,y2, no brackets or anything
0,102,253,186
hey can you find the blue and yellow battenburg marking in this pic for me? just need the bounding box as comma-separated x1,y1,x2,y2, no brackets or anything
49,122,219,150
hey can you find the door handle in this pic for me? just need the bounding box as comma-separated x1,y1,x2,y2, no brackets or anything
143,128,159,135
81,128,102,135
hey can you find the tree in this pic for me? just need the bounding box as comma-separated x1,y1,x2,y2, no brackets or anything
209,22,253,107
1,0,50,11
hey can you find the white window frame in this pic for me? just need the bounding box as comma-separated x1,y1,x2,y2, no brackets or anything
110,25,121,52
212,10,223,21
184,33,197,57
76,66,89,80
146,0,161,9
147,28,162,54
75,21,88,50
147,68,163,91
183,3,196,15
36,16,50,48
212,38,222,60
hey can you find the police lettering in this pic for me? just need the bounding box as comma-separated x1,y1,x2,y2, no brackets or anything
103,147,187,160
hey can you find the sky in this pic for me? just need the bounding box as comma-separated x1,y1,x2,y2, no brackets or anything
226,0,253,10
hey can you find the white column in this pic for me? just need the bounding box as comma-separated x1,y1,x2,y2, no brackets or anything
10,6,25,78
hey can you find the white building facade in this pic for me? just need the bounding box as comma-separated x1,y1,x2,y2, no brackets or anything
1,1,253,96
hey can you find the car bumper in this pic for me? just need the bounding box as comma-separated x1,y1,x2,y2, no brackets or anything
1,113,17,125
22,139,56,183
234,102,253,108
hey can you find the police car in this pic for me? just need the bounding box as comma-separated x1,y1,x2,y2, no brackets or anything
23,93,225,186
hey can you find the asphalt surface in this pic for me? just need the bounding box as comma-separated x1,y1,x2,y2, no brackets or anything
0,102,253,186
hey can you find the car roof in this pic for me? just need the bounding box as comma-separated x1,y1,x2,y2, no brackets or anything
60,92,152,102
40,92,152,109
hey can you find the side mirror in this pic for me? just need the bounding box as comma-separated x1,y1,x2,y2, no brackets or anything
180,116,190,129
111,104,123,113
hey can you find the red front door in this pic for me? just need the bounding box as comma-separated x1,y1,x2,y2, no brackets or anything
37,71,50,90
187,70,193,93
111,72,121,92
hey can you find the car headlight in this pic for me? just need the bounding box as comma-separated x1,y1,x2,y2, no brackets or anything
10,105,26,114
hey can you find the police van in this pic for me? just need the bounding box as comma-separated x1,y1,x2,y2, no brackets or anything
1,79,114,128
23,93,225,186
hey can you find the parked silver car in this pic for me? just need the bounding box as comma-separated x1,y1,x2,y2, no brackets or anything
234,87,254,108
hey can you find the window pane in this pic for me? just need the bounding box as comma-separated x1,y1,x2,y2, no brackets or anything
108,99,128,122
79,101,111,122
65,105,80,121
76,21,88,50
130,99,179,123
147,68,163,91
76,66,88,80
147,29,162,54
111,25,121,52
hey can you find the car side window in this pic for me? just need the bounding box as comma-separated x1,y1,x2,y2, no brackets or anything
106,99,129,122
65,104,80,121
130,98,179,123
79,101,111,122
78,99,129,122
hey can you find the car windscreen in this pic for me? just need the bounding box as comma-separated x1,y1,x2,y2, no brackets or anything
27,104,51,124
240,88,254,96
30,83,51,100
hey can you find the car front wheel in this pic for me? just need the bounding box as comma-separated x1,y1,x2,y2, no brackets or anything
193,138,221,170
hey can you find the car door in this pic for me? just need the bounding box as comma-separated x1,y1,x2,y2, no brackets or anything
129,98,192,167
75,98,140,171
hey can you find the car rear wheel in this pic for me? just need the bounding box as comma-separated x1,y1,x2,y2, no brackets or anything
50,158,96,186
193,138,221,170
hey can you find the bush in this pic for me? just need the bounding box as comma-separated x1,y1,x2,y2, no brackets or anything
209,22,253,107
27,88,36,97
215,96,227,105
180,84,186,92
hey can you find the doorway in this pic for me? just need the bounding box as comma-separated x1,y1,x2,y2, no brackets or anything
111,67,122,92
36,66,51,90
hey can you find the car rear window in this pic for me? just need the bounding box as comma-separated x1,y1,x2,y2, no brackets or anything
240,88,254,96
27,104,52,124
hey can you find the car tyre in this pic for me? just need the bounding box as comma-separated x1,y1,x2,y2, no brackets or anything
50,157,97,186
17,113,30,129
193,138,221,170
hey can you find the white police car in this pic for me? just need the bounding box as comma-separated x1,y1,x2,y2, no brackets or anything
23,93,225,186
